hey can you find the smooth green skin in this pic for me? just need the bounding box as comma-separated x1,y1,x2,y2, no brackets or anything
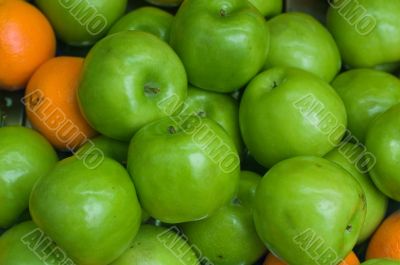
0,221,75,265
169,0,269,93
29,156,142,265
254,156,366,265
108,7,174,42
145,0,183,7
0,126,57,228
111,225,199,265
239,67,347,168
366,104,400,201
181,170,265,265
248,0,282,17
181,86,242,153
77,135,128,164
182,205,265,265
327,0,400,68
332,69,400,143
127,116,240,223
0,221,45,265
362,259,400,265
325,143,388,244
237,170,261,207
265,12,341,82
36,0,127,46
78,31,187,141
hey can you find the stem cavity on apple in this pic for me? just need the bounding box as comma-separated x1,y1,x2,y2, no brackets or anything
144,83,161,97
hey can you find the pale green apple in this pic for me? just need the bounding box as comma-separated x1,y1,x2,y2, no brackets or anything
108,7,174,42
240,67,347,168
254,156,366,265
366,104,400,201
265,12,341,82
111,225,199,265
181,86,242,153
169,0,269,93
331,69,400,142
325,143,388,244
248,0,282,17
327,0,400,68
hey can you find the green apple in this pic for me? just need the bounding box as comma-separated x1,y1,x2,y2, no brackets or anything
239,67,347,168
76,135,128,165
169,0,269,93
29,156,142,265
325,143,388,244
111,224,198,265
237,170,261,207
180,86,242,153
254,156,366,265
108,6,174,42
265,12,341,82
35,0,127,46
145,0,183,7
362,259,400,265
78,31,187,141
366,104,400,201
0,126,57,228
248,0,282,17
332,69,400,142
0,221,75,265
327,0,400,68
127,115,240,223
181,170,265,265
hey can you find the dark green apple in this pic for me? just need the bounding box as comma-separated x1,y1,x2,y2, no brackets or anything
181,86,242,153
248,0,282,17
36,0,127,46
362,259,400,265
0,221,74,265
108,6,174,42
76,135,128,165
111,225,199,265
181,170,265,265
78,31,187,141
240,67,347,168
327,0,400,68
265,12,341,82
127,116,240,223
29,156,142,265
254,156,366,265
331,69,400,142
169,0,269,93
237,170,261,207
0,126,57,228
366,104,400,201
325,143,388,244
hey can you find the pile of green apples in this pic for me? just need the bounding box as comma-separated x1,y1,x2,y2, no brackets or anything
1,0,400,265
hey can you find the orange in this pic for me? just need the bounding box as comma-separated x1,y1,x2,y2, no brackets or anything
0,0,55,91
24,56,97,150
366,211,400,260
263,251,360,265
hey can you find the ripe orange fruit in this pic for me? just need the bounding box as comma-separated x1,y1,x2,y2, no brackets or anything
263,251,360,265
24,57,97,150
0,0,55,90
366,211,400,260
